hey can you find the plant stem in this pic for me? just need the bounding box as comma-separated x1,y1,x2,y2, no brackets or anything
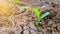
35,12,49,27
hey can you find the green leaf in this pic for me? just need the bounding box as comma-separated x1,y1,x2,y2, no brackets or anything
31,8,40,18
19,6,31,9
35,12,49,27
19,6,40,18
14,0,18,4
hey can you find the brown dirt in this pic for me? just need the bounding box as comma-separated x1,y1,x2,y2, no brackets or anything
18,0,60,34
0,0,60,34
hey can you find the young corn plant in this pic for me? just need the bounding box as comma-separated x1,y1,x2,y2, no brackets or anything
19,6,49,27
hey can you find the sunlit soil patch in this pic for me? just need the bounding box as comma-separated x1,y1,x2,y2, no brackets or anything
0,0,16,16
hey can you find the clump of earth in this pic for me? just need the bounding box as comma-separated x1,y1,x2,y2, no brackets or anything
0,0,60,34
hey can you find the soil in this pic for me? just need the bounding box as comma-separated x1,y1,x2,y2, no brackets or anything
18,0,60,34
0,0,60,34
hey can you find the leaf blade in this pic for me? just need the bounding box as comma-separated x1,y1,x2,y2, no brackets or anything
31,8,40,18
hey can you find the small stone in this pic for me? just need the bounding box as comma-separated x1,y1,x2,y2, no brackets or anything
28,17,32,21
47,21,53,26
23,30,30,34
23,25,29,30
30,30,39,34
28,23,37,30
47,27,51,30
52,31,58,34
57,25,60,31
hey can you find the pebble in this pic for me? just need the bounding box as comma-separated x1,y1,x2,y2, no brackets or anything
23,30,30,34
28,23,37,30
23,25,29,30
30,30,39,34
